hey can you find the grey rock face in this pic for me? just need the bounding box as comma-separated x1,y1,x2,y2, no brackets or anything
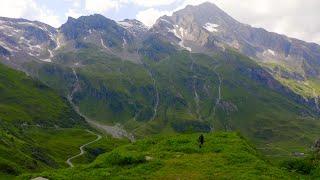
152,2,320,78
0,17,57,63
60,14,134,48
118,19,148,37
0,15,148,65
0,45,10,56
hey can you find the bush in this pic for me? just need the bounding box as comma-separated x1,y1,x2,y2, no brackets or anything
0,160,19,175
281,158,314,175
105,151,146,166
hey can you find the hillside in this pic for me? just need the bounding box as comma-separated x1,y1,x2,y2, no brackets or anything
24,47,320,157
0,62,82,127
24,132,298,179
0,62,94,177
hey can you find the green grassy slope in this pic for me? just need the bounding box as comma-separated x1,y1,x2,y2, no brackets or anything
23,132,299,179
0,63,93,177
260,61,320,103
0,62,82,127
139,49,320,157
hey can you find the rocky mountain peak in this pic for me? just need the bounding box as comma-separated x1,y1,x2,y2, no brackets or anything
118,19,148,37
60,14,123,40
0,16,57,63
152,2,234,52
172,2,238,28
152,2,320,78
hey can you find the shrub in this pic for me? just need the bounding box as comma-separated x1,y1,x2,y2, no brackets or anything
106,151,146,166
281,158,314,175
0,160,19,175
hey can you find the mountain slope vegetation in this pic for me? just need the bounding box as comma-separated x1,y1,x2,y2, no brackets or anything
25,46,320,153
24,132,299,179
0,62,95,177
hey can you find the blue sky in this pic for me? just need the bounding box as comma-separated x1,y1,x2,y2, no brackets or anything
1,0,320,44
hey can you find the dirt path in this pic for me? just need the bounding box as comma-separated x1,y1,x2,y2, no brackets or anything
66,130,102,168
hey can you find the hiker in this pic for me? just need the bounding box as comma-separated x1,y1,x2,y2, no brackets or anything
198,134,204,148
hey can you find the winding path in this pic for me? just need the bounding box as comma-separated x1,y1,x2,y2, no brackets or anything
66,130,102,167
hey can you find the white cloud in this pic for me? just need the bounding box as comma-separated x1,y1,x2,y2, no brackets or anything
65,9,83,19
84,0,177,14
64,0,82,8
131,0,176,7
37,13,61,28
136,8,171,27
85,0,122,13
64,0,85,21
0,0,61,27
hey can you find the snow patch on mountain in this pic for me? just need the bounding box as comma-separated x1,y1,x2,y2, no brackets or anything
0,24,14,30
267,49,275,56
54,31,65,50
17,22,37,27
0,41,16,52
169,26,192,51
159,18,171,24
101,38,107,49
122,37,127,48
203,23,219,32
40,58,52,63
263,49,276,56
118,21,133,28
48,49,54,58
118,19,148,36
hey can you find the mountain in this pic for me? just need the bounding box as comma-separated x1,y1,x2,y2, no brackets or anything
0,16,57,65
152,2,320,99
0,2,320,164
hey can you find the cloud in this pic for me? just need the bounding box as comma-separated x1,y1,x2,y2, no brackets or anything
65,9,83,19
136,8,171,27
64,0,82,8
0,0,61,27
83,0,177,15
85,0,122,13
131,0,177,7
